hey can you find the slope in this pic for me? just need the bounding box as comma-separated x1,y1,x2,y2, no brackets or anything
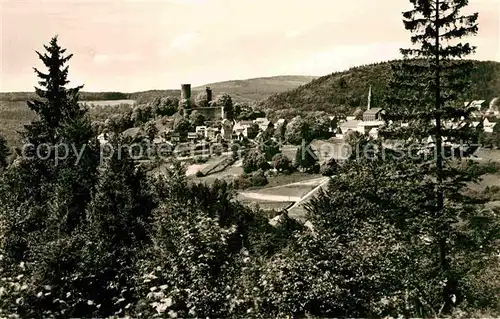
259,60,500,119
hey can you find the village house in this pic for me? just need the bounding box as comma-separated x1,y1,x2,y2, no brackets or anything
254,117,272,132
171,132,181,143
276,118,286,127
232,120,254,138
205,127,220,141
187,132,198,141
195,125,207,137
483,118,497,133
465,100,486,111
362,108,383,121
338,87,384,138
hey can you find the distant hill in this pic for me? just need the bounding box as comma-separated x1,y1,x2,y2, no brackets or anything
195,75,318,103
129,75,317,105
0,91,131,102
0,75,316,146
259,60,500,119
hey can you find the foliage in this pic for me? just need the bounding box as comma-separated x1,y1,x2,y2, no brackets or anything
242,149,270,174
260,61,500,118
213,93,234,120
321,157,338,176
285,116,310,145
194,91,209,108
0,36,101,317
0,134,10,170
378,0,498,314
258,138,280,161
189,110,205,127
273,120,287,142
0,18,500,319
156,97,179,117
271,153,293,173
173,116,192,138
295,143,319,173
144,121,158,141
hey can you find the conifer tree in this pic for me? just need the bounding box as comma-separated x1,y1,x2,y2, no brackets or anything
382,0,485,313
1,36,99,275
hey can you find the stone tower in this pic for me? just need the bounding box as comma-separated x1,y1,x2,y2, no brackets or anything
206,87,212,104
181,84,191,100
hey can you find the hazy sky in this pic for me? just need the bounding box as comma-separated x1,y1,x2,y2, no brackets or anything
1,0,499,92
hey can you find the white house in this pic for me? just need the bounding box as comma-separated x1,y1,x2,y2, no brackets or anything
195,126,207,137
276,118,286,127
205,127,220,141
254,117,272,132
483,118,497,133
233,121,253,138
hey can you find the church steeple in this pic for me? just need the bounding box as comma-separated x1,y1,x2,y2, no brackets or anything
367,85,372,110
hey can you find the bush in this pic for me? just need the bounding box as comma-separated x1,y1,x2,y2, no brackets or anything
321,157,339,176
271,153,293,173
233,170,269,189
195,171,205,177
193,156,208,164
243,150,270,174
233,174,251,189
249,169,268,187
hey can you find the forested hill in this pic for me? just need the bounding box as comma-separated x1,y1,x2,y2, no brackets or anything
259,60,500,119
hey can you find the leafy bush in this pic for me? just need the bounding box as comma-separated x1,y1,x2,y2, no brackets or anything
195,171,205,178
271,153,293,173
321,157,339,176
242,149,270,174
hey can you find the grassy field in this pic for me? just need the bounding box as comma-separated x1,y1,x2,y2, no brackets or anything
78,99,136,107
255,184,317,198
0,99,136,147
0,100,36,146
262,172,323,188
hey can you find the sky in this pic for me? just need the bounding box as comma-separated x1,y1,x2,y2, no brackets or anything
1,0,499,92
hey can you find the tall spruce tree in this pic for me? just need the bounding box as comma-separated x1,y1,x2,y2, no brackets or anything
382,0,483,313
1,36,99,278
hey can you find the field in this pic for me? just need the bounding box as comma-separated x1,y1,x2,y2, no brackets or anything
78,99,136,107
0,100,36,146
0,99,136,147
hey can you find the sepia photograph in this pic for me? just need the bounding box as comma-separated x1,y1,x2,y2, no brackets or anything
0,0,500,317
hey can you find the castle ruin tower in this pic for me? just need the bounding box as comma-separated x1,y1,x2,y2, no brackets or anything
206,87,212,105
181,84,191,109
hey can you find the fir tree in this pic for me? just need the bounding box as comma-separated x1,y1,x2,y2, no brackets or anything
0,36,99,291
382,0,485,313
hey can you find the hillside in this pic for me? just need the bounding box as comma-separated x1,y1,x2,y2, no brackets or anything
195,75,318,103
260,60,500,119
130,75,317,104
0,75,316,105
0,75,316,146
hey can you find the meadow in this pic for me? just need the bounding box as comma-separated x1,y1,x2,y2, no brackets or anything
78,99,136,107
0,100,136,147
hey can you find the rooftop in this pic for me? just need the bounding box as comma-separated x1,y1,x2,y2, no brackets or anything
363,107,383,116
